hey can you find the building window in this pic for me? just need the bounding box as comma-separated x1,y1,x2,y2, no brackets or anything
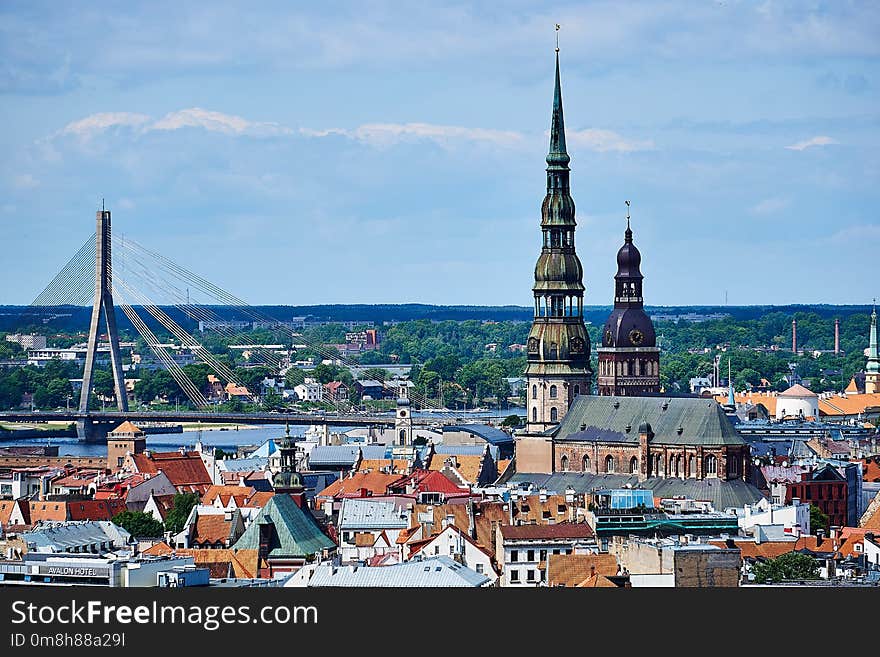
550,342,558,359
449,545,454,554
654,454,663,475
540,549,547,561
583,455,590,472
510,570,520,583
117,457,124,468
688,455,695,478
511,550,518,562
532,407,537,423
527,569,537,582
629,457,638,474
527,549,535,561
573,385,580,396
728,456,739,477
549,385,558,399
605,455,615,473
705,455,717,477
560,455,569,471
532,384,537,399
476,563,485,573
550,407,558,423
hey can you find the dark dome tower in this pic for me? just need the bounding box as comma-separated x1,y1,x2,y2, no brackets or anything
597,205,660,396
524,51,593,433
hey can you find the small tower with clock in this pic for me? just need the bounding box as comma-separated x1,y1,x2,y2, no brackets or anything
596,204,660,396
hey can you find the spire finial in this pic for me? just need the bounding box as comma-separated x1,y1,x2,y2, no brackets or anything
624,200,633,243
555,23,560,53
547,41,569,166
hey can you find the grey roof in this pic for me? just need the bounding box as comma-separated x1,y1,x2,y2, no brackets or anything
22,521,131,552
361,445,391,459
435,444,501,460
790,439,817,459
508,472,765,510
442,424,514,445
219,457,269,472
357,379,384,388
307,556,490,587
555,395,745,447
308,445,361,467
338,498,410,530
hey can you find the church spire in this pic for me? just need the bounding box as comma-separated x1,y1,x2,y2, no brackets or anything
547,51,570,169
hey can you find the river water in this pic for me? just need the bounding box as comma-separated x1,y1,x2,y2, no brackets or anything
0,408,526,457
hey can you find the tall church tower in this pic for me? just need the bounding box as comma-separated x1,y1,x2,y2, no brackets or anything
866,304,879,394
597,205,660,396
524,50,592,434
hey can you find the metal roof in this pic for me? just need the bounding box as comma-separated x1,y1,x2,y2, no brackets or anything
508,472,765,511
435,444,500,460
555,395,745,446
307,556,490,587
308,445,361,467
338,498,410,530
218,457,269,472
22,521,131,551
442,424,513,445
232,494,335,558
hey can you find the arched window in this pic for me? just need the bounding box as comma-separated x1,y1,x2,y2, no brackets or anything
560,455,569,472
582,455,591,472
573,385,580,396
550,407,558,423
532,384,537,400
550,342,558,359
728,455,739,477
629,457,638,474
399,429,407,443
605,455,615,473
623,361,629,376
654,454,663,476
549,385,557,399
676,455,683,477
688,455,695,478
635,359,640,376
705,455,717,477
532,407,537,423
671,456,679,477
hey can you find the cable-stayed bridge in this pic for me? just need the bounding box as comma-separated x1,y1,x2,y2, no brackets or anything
17,208,499,442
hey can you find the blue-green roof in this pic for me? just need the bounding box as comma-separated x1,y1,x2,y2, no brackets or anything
232,494,335,558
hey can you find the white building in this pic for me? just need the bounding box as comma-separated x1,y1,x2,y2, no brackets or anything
337,498,410,563
497,523,597,587
6,333,47,350
28,346,110,367
294,378,324,403
776,384,819,420
406,523,497,583
736,497,810,537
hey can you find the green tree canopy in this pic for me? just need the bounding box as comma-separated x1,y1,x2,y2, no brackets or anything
751,551,820,584
163,493,200,535
111,510,164,538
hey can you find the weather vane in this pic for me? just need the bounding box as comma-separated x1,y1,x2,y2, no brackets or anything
555,24,560,52
625,200,631,228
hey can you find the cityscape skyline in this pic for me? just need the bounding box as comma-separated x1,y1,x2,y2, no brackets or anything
1,1,878,307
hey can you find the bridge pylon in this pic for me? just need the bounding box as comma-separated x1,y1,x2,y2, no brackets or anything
79,208,128,414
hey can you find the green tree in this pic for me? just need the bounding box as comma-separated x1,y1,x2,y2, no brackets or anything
360,367,390,383
285,368,306,389
501,414,522,428
163,493,200,535
111,510,164,538
752,551,820,584
809,504,829,535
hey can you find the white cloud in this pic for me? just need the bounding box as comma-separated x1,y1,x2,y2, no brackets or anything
785,135,838,151
749,197,789,215
301,122,523,148
565,128,654,153
58,112,152,139
830,224,880,244
150,108,293,136
54,108,292,142
12,174,39,189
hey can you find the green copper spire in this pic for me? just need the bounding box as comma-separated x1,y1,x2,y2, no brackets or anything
547,51,570,169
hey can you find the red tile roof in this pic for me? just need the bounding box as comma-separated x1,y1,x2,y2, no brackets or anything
500,522,595,541
202,485,256,507
191,515,235,546
67,499,127,521
131,451,212,494
392,469,470,496
316,471,402,499
28,501,69,522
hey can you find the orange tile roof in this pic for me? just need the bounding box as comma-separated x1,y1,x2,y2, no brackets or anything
316,471,401,499
148,494,175,520
191,515,235,546
173,548,259,579
496,460,512,479
861,491,880,531
0,500,24,527
142,541,173,556
547,553,619,587
396,525,421,545
780,384,817,398
354,532,377,547
202,485,257,507
109,421,145,436
708,535,834,560
244,492,275,508
429,454,483,485
818,393,880,417
28,501,68,522
714,392,778,415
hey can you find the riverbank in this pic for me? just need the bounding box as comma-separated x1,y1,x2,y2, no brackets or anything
0,422,77,439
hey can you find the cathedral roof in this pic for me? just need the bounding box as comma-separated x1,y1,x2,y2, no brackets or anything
554,395,745,446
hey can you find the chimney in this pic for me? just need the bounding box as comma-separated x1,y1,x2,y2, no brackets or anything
834,319,840,355
792,319,798,354
816,528,824,546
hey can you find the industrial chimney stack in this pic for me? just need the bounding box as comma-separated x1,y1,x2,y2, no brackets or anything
792,319,798,354
834,318,840,355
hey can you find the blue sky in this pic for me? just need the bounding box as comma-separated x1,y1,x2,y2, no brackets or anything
1,1,878,307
